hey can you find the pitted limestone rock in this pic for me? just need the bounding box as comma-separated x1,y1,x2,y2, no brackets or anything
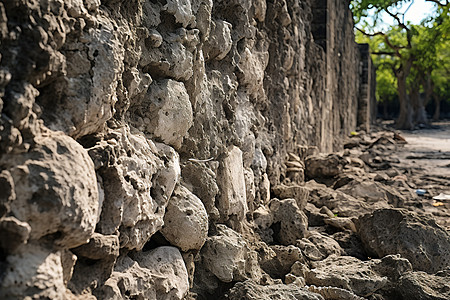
161,185,208,251
7,132,99,248
129,79,193,149
269,198,308,245
201,224,262,283
97,246,189,300
0,243,66,300
217,146,248,222
204,19,233,61
94,127,179,251
356,208,450,274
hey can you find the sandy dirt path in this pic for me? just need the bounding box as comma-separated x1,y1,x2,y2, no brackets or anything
391,121,450,229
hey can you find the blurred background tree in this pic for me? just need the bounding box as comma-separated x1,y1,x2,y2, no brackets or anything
351,0,449,129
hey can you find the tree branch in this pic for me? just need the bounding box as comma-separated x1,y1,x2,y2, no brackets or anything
425,0,448,7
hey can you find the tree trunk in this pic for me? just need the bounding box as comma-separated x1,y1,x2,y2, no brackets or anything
395,62,414,130
410,85,428,125
433,93,440,121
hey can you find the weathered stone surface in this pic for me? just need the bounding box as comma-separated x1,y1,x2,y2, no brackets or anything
201,225,262,283
0,0,374,298
71,232,119,260
161,185,208,251
259,244,305,279
0,243,66,300
97,246,189,300
297,232,343,261
217,146,248,222
129,79,193,149
337,180,406,208
305,180,391,218
0,216,31,253
228,280,325,300
398,271,450,300
7,132,99,248
93,127,179,251
306,255,388,297
272,184,309,210
269,198,308,245
305,154,346,179
356,208,450,273
204,19,233,61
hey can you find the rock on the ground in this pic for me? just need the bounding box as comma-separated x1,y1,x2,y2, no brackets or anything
297,232,343,261
269,198,308,245
96,246,189,300
306,255,389,297
305,180,392,218
398,271,450,300
356,208,450,273
337,180,406,208
227,280,324,300
305,154,346,179
272,184,309,210
161,185,208,251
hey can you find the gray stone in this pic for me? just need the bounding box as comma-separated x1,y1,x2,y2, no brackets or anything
71,232,119,260
297,232,343,261
130,80,193,149
217,146,248,222
306,255,388,297
201,225,262,283
272,184,309,210
0,243,66,300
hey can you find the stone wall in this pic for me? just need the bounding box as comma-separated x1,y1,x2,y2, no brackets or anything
0,0,373,299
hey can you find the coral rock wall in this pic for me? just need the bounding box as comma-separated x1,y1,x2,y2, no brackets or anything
0,0,371,299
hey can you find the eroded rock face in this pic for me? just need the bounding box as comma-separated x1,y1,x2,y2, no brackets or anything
356,208,450,274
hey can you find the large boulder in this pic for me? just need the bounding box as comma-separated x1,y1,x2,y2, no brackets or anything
356,208,450,273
